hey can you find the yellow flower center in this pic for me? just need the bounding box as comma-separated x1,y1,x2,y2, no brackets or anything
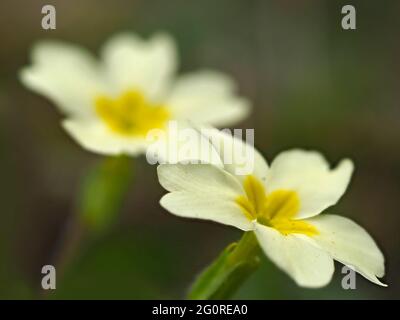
236,175,318,236
95,90,170,136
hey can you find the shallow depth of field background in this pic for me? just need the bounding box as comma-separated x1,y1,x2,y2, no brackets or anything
0,0,399,299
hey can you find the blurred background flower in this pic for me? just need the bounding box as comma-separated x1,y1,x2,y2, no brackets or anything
20,32,249,156
0,0,399,299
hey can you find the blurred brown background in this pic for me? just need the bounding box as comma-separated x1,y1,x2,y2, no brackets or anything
0,0,399,299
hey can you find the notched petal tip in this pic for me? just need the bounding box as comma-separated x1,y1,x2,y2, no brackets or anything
102,30,177,56
374,278,388,287
150,31,177,47
334,158,354,175
308,214,386,288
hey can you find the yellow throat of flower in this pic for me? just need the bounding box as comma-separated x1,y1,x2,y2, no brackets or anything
95,90,170,137
236,175,318,236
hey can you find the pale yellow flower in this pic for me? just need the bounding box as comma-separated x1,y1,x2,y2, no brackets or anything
20,33,250,156
157,130,386,288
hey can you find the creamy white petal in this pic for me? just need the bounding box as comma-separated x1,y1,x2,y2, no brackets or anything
62,119,148,156
254,223,334,288
169,70,237,98
158,163,252,230
200,128,268,181
166,70,250,126
20,41,104,118
306,214,386,286
265,149,354,219
145,121,223,167
101,32,177,101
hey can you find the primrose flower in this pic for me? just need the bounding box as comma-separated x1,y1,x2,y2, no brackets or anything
157,131,386,288
20,32,250,156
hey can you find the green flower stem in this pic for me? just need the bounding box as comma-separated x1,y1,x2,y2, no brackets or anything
78,155,134,232
51,155,134,278
187,231,261,300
